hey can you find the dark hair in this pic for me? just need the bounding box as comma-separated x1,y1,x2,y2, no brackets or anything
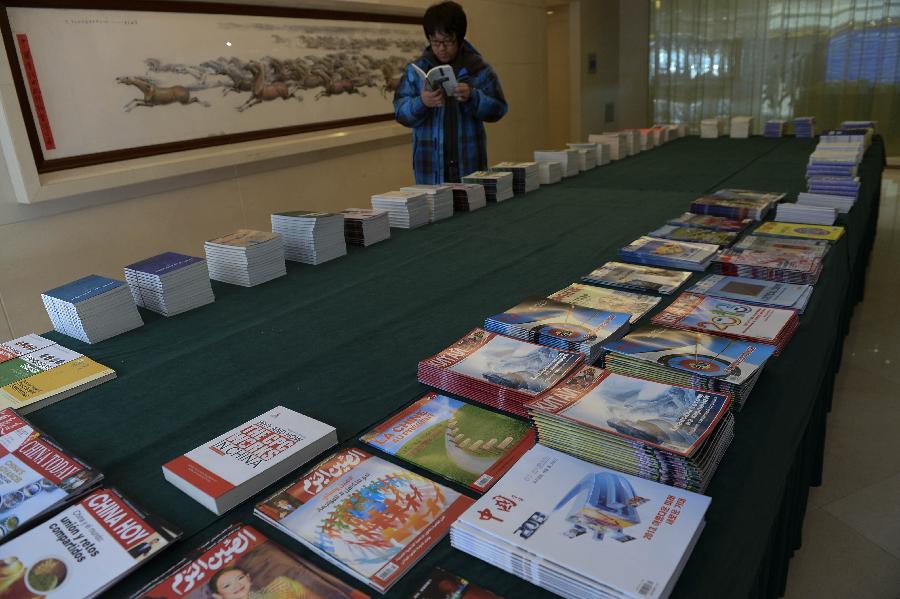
208,566,247,594
423,1,467,42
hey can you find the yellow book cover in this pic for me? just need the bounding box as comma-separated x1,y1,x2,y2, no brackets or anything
0,356,115,411
755,221,845,242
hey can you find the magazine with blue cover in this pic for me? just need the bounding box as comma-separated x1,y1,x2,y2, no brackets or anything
602,325,775,386
42,275,124,304
651,293,796,344
688,275,812,311
125,252,204,277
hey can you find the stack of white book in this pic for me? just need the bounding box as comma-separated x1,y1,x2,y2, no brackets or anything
163,405,337,515
449,183,487,211
124,252,214,317
341,208,391,246
575,149,597,171
730,116,753,138
371,190,430,228
534,149,579,177
701,118,726,138
451,445,710,599
589,133,626,160
462,171,515,202
796,191,856,214
271,211,347,265
204,230,286,287
621,130,641,154
401,184,455,222
491,162,540,194
538,161,563,184
638,129,655,151
775,203,837,225
42,275,143,344
566,142,600,165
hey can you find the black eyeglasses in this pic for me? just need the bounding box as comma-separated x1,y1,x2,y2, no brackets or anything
429,36,458,49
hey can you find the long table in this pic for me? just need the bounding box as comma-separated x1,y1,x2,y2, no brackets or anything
30,136,884,598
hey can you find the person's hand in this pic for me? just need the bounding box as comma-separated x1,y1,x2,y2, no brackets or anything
421,80,444,108
453,82,472,102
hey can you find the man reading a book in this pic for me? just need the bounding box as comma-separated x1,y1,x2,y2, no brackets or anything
394,1,508,184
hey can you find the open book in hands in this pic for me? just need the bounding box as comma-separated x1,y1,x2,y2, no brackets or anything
411,63,458,95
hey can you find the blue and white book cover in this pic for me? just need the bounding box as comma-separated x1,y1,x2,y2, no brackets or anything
454,445,710,599
125,252,204,277
602,325,775,385
488,296,630,345
42,275,124,304
688,275,809,308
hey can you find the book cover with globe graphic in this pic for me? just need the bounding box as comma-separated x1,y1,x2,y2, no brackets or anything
361,393,534,492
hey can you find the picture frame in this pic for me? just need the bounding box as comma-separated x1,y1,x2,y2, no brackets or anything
0,1,424,174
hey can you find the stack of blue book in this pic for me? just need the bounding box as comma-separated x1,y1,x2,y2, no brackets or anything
793,116,816,138
763,119,787,138
619,236,719,271
41,275,144,344
124,252,215,317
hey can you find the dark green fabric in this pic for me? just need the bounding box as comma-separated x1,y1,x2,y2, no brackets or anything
31,136,883,598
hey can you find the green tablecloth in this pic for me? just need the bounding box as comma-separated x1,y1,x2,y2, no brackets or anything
30,136,884,598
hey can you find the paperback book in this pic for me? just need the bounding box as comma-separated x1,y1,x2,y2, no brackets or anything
0,356,116,415
271,211,348,265
711,249,823,285
688,274,813,313
732,235,830,258
582,262,693,295
134,523,369,598
41,275,144,344
752,221,845,243
124,252,215,317
647,224,738,247
0,335,54,365
619,237,718,271
360,392,535,492
204,230,287,287
548,283,661,324
0,343,82,388
163,406,337,515
254,448,474,593
666,213,751,233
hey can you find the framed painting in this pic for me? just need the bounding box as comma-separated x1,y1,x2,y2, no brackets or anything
0,2,424,173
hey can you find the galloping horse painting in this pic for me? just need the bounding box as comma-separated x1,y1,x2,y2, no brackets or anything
116,76,210,112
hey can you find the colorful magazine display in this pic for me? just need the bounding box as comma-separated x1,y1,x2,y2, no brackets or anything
582,262,692,295
666,213,751,233
752,221,845,243
410,568,503,599
619,237,718,271
548,283,661,324
690,189,784,221
0,487,180,598
733,235,829,258
450,445,710,599
163,406,337,515
0,356,116,415
688,274,813,313
417,328,584,417
711,249,823,285
254,448,474,593
0,409,103,542
134,523,369,598
360,392,535,492
647,224,738,247
527,366,733,492
651,293,798,354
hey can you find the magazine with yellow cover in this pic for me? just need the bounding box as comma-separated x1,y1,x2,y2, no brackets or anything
753,221,845,242
0,356,115,414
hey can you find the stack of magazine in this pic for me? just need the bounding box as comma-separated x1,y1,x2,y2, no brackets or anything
729,116,753,138
491,162,540,194
690,189,784,220
794,116,816,138
527,365,734,492
360,392,535,492
371,190,430,229
763,119,787,138
204,229,287,287
136,523,370,598
538,161,563,184
753,221,845,243
602,325,776,411
619,237,718,271
462,171,514,202
254,448,474,593
651,293,798,355
688,274,813,313
700,117,725,138
582,262,693,295
450,445,711,599
574,148,597,171
449,183,487,211
733,234,830,258
589,132,626,160
797,191,856,214
774,204,837,225
401,184,455,222
566,142,603,166
666,212,751,234
341,208,391,247
41,275,144,344
534,149,579,177
711,249,823,284
270,211,347,265
0,408,103,541
123,252,215,317
647,224,738,247
417,328,583,417
548,283,661,324
483,296,631,363
0,335,116,414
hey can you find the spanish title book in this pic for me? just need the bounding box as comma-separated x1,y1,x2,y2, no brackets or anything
0,487,180,598
254,448,475,593
450,445,710,599
410,568,504,599
360,392,535,492
163,406,337,515
133,523,369,598
0,409,103,542
0,356,116,415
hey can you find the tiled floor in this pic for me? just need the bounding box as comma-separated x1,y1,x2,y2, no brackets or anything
783,170,900,599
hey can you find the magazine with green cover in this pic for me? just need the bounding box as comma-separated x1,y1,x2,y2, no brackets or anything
361,392,534,492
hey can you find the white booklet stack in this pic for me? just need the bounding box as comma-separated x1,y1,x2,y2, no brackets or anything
401,184,455,222
575,148,597,171
163,406,337,515
797,191,856,213
775,203,837,225
589,133,626,160
271,211,348,265
729,116,753,138
534,149,579,177
451,445,710,599
449,183,487,211
622,130,641,154
41,275,143,344
538,161,563,184
341,208,392,247
700,118,726,138
204,230,287,287
371,190,430,229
